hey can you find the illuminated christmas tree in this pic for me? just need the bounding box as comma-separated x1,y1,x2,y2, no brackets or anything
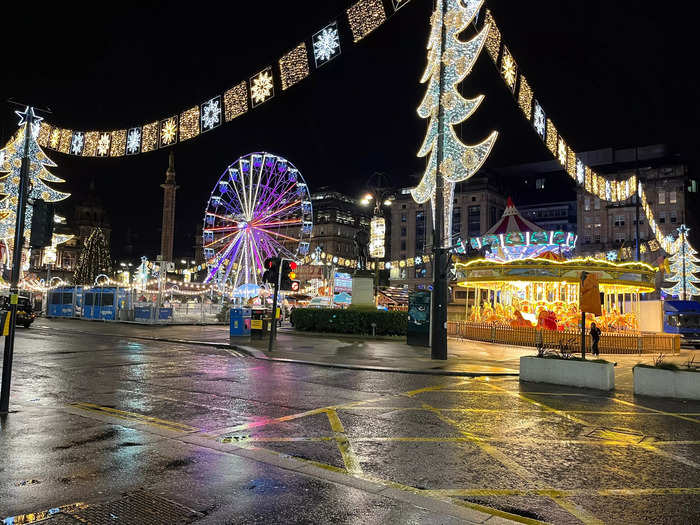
663,225,700,300
0,112,70,249
74,228,112,285
411,0,498,245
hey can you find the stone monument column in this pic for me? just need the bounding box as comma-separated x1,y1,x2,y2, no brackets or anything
160,151,178,262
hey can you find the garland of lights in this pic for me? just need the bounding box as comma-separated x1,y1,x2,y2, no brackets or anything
33,0,400,158
480,9,678,255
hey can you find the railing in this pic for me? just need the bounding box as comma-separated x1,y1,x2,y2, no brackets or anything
447,321,680,355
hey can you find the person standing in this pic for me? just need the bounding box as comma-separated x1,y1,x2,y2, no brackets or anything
590,322,601,356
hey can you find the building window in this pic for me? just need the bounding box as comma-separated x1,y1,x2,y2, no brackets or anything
468,205,480,236
415,211,426,253
669,191,677,204
414,267,427,279
400,240,406,251
658,191,665,204
584,197,591,211
594,232,601,243
400,227,406,237
401,213,407,223
455,291,467,299
614,215,625,227
671,212,677,224
401,204,407,209
614,233,625,244
471,196,477,202
594,198,600,210
659,213,665,224
452,207,461,235
584,235,591,244
535,178,545,190
689,180,698,193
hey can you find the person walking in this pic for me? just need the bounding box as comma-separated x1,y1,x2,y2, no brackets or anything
590,322,601,356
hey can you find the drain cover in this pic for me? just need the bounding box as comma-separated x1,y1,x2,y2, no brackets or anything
67,490,201,524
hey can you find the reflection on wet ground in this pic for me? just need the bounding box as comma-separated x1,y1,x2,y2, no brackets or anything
1,326,698,524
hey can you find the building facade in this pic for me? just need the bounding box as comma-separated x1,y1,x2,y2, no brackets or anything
576,145,695,262
309,190,372,259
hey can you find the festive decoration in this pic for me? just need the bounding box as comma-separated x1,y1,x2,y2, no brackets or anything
83,131,99,157
347,0,386,43
0,119,70,248
179,106,200,141
37,122,52,148
312,22,341,67
500,46,517,92
70,131,84,155
411,0,497,246
483,9,501,63
110,129,126,157
126,127,142,155
202,152,313,289
201,96,222,131
279,44,309,90
369,217,386,258
250,68,274,107
160,117,178,147
663,225,700,300
517,75,533,119
73,228,112,285
142,121,159,152
224,82,248,122
392,0,410,10
97,133,111,156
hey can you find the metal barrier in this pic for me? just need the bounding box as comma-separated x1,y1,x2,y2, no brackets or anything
447,321,680,355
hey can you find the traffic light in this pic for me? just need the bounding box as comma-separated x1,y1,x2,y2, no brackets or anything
262,257,280,284
30,199,54,248
280,259,300,291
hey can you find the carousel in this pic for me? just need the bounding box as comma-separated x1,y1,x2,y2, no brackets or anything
456,199,658,332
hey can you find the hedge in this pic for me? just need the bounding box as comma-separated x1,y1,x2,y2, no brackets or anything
290,308,407,336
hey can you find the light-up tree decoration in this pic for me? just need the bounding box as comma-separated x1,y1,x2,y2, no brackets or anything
411,0,498,246
663,225,700,300
74,228,112,285
0,119,70,249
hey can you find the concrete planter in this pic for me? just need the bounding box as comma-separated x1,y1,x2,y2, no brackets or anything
520,356,615,391
633,366,700,400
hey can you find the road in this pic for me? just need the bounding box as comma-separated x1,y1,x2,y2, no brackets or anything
1,324,699,524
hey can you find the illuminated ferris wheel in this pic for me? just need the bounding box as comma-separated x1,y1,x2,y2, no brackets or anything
202,152,313,288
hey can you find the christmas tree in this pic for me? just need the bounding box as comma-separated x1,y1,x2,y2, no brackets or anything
411,0,498,244
663,225,700,300
74,228,112,285
0,110,70,251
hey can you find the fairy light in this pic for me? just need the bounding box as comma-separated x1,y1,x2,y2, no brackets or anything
249,68,274,107
279,43,309,91
567,147,577,179
347,0,386,43
517,75,533,120
179,106,200,142
500,46,517,92
139,121,157,152
49,128,61,149
545,119,557,157
160,116,178,147
224,82,248,122
484,10,501,63
96,132,111,156
82,131,98,156
37,122,51,148
110,129,126,157
58,129,73,154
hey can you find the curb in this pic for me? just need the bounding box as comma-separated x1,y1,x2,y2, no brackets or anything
231,344,519,377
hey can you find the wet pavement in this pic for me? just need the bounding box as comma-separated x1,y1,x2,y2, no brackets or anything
1,322,699,524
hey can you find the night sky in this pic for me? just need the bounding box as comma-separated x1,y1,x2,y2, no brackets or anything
2,1,697,260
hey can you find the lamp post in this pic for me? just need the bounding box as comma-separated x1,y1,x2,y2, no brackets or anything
360,173,394,298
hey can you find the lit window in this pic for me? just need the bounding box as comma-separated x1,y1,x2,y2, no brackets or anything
535,178,545,190
658,191,665,204
584,197,590,211
594,198,600,210
669,191,677,204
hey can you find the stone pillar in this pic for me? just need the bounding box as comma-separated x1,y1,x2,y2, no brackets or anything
160,151,178,262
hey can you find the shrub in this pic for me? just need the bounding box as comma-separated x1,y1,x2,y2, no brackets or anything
290,308,407,336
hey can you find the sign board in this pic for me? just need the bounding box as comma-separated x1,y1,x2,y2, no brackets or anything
370,217,386,259
334,272,352,293
251,319,263,330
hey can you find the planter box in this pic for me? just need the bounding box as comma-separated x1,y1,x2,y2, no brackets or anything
520,356,615,391
633,367,700,400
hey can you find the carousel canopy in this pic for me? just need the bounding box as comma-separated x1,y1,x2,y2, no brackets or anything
470,197,577,261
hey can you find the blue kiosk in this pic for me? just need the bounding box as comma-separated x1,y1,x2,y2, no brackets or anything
47,286,84,318
82,286,131,320
229,307,251,338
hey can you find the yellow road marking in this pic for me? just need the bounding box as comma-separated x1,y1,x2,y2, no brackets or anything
326,409,363,475
420,401,604,525
610,397,700,424
70,402,197,432
343,406,700,416
427,487,700,497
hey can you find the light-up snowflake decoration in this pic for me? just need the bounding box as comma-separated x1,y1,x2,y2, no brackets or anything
71,132,84,155
533,101,545,140
126,128,141,154
201,96,221,132
313,23,341,66
557,138,567,166
161,118,177,146
250,69,274,106
501,49,517,91
97,133,110,156
576,159,585,184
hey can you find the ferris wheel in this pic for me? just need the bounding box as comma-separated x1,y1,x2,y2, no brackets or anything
202,152,313,289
